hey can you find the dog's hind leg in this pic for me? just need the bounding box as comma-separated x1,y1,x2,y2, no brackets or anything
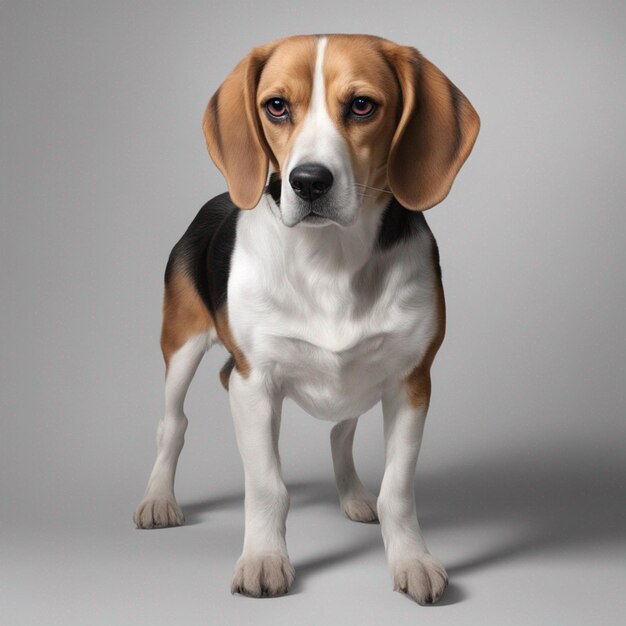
134,272,215,529
330,417,379,523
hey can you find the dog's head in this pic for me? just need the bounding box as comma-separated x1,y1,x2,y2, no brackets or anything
203,34,480,227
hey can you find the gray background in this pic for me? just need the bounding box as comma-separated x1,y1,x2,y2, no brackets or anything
2,1,625,624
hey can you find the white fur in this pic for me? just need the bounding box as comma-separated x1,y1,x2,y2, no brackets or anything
229,197,439,421
229,369,288,556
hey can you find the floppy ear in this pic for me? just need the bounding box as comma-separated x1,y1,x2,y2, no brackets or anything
202,44,275,209
382,44,480,211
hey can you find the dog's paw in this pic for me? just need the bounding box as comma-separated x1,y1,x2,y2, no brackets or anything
231,553,295,598
390,553,448,604
340,490,379,523
133,497,184,529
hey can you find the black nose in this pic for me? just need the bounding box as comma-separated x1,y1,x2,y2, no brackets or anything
289,164,334,201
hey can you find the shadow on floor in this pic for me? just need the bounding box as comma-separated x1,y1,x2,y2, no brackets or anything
416,448,626,576
181,447,626,602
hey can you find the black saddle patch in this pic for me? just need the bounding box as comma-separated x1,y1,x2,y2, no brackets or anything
376,196,429,251
165,192,240,316
267,172,282,205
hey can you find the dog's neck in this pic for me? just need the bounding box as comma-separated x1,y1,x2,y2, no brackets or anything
261,174,391,276
262,197,389,278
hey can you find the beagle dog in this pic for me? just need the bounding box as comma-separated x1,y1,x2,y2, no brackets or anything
133,34,479,604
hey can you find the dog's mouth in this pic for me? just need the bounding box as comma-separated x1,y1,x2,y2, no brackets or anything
265,172,354,228
301,212,333,226
267,173,344,227
295,205,343,227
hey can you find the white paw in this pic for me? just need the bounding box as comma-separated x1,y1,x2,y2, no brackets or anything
231,553,295,598
340,490,379,523
390,553,448,604
133,497,184,529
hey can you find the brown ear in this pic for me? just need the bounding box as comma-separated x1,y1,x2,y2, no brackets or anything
202,44,275,209
383,44,480,211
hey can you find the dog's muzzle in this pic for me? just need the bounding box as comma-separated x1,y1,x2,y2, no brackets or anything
281,163,343,227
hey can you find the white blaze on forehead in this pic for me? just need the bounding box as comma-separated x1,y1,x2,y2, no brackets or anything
286,36,347,171
311,36,328,117
279,35,359,227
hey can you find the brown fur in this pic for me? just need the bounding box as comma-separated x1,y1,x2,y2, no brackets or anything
219,357,236,390
202,41,280,209
214,309,250,380
161,272,250,386
160,271,213,369
404,271,446,409
381,42,481,211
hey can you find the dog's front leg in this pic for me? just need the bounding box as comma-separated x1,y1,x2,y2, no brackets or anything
229,369,294,597
378,377,448,604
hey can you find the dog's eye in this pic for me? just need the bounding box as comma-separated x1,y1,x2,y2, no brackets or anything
265,98,289,120
350,97,376,118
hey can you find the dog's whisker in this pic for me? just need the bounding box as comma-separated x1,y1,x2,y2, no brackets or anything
353,183,393,194
354,186,387,196
355,189,389,201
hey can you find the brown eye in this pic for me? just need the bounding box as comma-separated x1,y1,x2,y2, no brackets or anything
265,97,288,120
350,97,376,118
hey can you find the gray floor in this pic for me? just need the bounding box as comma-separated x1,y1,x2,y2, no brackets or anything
4,427,625,626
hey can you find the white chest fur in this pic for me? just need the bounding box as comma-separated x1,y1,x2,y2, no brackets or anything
227,196,440,421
